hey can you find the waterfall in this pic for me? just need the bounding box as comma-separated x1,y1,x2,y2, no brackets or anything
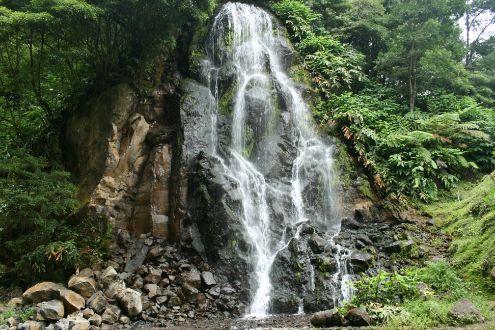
199,2,348,316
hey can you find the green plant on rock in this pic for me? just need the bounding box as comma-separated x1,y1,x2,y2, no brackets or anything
0,150,110,285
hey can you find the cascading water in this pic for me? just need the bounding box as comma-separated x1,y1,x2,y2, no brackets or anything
198,2,351,316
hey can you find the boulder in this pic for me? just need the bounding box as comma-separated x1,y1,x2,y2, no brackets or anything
105,281,126,299
58,289,85,314
68,315,90,330
38,299,64,321
345,308,371,326
182,268,202,289
310,309,344,327
68,276,96,299
449,299,485,324
101,305,121,324
100,267,118,289
23,282,64,304
201,271,216,287
350,251,373,272
117,288,142,317
87,292,107,315
384,240,415,253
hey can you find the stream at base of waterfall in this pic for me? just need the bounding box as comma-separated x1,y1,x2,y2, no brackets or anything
196,2,353,317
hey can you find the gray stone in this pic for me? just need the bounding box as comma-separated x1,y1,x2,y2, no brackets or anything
68,276,96,299
105,281,126,300
345,308,371,326
116,288,142,317
200,271,216,287
87,292,107,315
68,316,90,330
144,284,160,299
182,268,201,289
38,299,64,321
124,242,149,274
350,251,373,272
101,305,121,324
18,321,45,330
119,316,130,325
88,315,102,327
54,319,69,330
449,299,485,324
310,309,344,327
100,267,118,289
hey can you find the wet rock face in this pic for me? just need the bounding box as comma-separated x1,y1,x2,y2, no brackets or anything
64,84,181,238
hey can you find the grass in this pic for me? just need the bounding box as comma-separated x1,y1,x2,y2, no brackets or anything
424,173,495,291
0,307,34,325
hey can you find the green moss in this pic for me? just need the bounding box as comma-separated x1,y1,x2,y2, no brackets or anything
218,82,238,116
288,64,312,86
424,173,495,289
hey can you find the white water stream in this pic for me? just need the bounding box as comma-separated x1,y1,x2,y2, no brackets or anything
201,2,350,316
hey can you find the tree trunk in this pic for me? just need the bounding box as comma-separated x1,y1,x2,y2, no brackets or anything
408,44,417,112
465,2,471,66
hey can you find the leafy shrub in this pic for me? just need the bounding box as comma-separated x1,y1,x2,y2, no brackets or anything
270,0,364,95
0,150,111,286
352,271,420,306
318,89,494,201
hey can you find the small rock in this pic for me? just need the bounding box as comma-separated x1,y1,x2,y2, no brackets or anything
132,276,144,289
167,296,181,307
182,283,199,303
119,315,130,324
117,288,142,317
144,284,160,299
7,297,22,308
68,316,90,330
221,286,236,295
187,311,195,319
54,318,70,330
88,314,102,327
155,296,168,305
87,291,107,315
18,321,45,330
201,271,216,287
208,286,220,298
78,269,94,278
101,305,121,324
68,276,96,299
5,317,17,327
449,298,485,324
384,240,415,253
105,280,126,299
182,268,201,289
22,282,64,304
148,247,164,259
81,308,94,318
59,289,85,313
310,309,344,327
38,299,65,321
350,251,373,272
100,267,118,289
345,308,371,326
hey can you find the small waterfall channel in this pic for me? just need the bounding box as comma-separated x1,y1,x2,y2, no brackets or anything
199,2,351,316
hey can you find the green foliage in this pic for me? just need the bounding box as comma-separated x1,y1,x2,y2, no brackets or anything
0,150,111,285
352,271,420,306
270,0,365,95
425,174,495,287
317,87,495,201
351,261,493,328
0,307,34,325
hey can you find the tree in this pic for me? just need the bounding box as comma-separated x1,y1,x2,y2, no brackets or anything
377,0,466,111
463,0,495,67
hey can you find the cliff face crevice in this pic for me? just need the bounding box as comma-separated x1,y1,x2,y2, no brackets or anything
64,83,183,239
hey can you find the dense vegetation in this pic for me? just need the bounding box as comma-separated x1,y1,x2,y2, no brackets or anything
0,0,493,327
270,0,495,327
0,0,214,286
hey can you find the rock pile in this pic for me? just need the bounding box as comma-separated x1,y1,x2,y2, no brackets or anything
2,230,243,329
310,307,372,327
